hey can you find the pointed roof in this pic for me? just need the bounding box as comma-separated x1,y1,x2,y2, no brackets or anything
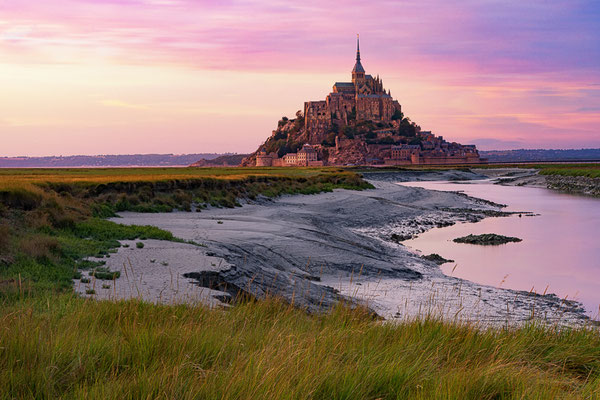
352,34,365,74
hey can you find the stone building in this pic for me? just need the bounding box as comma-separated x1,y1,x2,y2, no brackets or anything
283,144,321,166
255,148,275,167
257,144,322,167
391,144,421,160
249,36,483,167
384,133,482,166
303,35,402,143
283,152,298,166
297,144,318,165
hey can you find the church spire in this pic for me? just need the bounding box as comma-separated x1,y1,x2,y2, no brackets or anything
352,34,365,80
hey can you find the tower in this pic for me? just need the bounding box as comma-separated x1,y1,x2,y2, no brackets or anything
351,34,365,84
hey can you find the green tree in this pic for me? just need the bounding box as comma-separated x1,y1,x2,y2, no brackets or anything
392,110,404,121
273,131,288,140
409,137,423,146
342,126,356,139
378,136,395,145
277,144,291,158
398,118,416,137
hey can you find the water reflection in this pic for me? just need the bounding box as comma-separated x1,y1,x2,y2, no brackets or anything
401,180,600,317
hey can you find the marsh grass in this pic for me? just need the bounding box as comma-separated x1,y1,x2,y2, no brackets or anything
538,165,600,178
472,162,600,178
1,294,600,399
0,168,372,216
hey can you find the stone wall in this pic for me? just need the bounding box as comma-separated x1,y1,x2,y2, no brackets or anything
304,101,331,141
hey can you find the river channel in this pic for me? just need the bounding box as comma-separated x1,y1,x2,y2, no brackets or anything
401,180,600,317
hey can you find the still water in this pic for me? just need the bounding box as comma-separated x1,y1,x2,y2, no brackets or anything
401,180,600,317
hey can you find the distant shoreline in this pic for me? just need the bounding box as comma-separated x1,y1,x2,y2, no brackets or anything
1,148,599,168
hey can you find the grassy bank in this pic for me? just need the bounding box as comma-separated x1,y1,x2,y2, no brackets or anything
354,162,600,177
2,295,600,399
463,162,600,178
0,167,372,297
536,164,600,178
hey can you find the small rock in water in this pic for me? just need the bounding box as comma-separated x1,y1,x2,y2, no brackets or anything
421,253,454,265
390,233,413,243
453,233,522,246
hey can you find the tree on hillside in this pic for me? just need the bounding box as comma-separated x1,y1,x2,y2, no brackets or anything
278,116,289,128
398,118,417,137
392,110,404,121
342,126,356,139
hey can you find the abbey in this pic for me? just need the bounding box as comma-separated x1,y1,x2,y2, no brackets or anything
244,36,483,167
303,36,402,143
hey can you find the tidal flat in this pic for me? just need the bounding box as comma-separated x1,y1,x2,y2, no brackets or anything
104,169,589,326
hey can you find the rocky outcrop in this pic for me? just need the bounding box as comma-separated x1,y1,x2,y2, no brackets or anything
545,175,600,197
421,254,454,265
453,234,522,246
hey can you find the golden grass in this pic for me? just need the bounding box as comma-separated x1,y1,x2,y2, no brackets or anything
1,295,600,399
0,167,345,190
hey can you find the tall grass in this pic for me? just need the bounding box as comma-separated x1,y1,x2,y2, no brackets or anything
1,295,600,399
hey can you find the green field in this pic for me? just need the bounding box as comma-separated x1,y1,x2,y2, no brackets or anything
535,164,600,178
2,166,600,399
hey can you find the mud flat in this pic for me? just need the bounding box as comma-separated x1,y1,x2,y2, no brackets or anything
106,171,588,327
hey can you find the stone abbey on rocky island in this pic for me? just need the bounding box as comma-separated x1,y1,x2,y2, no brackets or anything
245,36,483,167
303,36,401,143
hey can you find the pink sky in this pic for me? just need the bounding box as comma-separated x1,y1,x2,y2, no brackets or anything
1,0,599,156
